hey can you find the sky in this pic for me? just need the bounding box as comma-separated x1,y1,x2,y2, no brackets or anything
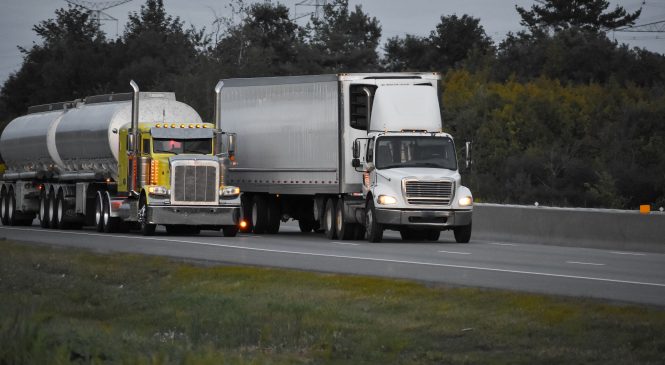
0,0,663,84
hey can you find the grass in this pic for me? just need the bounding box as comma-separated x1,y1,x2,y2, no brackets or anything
0,240,664,364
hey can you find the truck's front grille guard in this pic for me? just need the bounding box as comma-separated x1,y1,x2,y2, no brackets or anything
171,163,219,205
402,179,455,206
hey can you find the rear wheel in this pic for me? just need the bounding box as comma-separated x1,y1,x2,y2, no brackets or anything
48,189,58,229
55,189,67,229
453,223,472,243
324,197,337,240
335,200,355,240
94,191,104,232
6,188,17,226
103,192,120,233
266,195,280,234
365,199,383,243
39,190,49,228
0,188,7,225
251,195,269,234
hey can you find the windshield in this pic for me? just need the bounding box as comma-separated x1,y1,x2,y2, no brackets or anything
375,136,457,170
153,138,212,155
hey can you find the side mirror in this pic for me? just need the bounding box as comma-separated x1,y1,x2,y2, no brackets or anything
465,141,472,169
352,139,360,159
352,158,360,168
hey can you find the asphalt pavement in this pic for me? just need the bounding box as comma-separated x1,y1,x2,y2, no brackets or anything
1,221,664,306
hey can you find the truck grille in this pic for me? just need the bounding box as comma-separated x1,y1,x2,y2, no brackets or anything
172,165,218,204
404,180,454,205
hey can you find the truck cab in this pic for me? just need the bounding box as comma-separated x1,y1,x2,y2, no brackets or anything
348,75,473,242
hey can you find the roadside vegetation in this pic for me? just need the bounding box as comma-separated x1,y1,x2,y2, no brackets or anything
1,0,664,209
1,239,664,364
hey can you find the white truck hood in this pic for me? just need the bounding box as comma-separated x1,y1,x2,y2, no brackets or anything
376,167,459,181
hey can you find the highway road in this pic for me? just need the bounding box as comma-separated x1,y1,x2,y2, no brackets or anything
1,222,664,306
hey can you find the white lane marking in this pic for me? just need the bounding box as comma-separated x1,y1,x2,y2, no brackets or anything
438,250,471,255
610,251,646,256
3,226,665,288
332,241,360,246
566,261,606,266
486,242,517,246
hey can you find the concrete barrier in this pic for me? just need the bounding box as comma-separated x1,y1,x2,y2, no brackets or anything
472,203,665,253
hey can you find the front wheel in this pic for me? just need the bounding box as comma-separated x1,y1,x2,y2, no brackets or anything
453,223,472,243
365,199,383,243
138,197,156,236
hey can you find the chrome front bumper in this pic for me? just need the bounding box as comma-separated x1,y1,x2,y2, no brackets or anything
375,208,472,228
146,205,240,226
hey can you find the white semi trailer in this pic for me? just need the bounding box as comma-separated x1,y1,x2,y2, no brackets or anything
0,81,241,236
216,73,473,242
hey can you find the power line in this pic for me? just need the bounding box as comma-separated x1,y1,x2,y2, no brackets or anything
64,0,133,37
615,19,665,32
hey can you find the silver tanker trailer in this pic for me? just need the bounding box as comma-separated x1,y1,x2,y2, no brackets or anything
0,81,241,236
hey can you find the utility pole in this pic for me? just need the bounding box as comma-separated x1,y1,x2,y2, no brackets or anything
64,0,133,37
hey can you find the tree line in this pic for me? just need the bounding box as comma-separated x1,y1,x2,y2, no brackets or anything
1,0,663,209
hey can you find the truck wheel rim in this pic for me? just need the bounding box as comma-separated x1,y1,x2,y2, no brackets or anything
103,200,110,226
252,202,258,227
1,196,5,219
326,206,332,231
8,196,13,220
58,197,64,223
95,198,102,226
49,195,55,223
336,208,342,234
366,210,372,235
39,197,46,221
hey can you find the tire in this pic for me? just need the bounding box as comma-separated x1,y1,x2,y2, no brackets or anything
94,191,104,232
335,200,354,240
39,190,50,228
239,194,253,233
266,195,280,234
251,195,269,234
138,195,156,236
55,189,67,229
48,189,57,229
426,229,441,241
365,199,383,243
0,188,7,225
6,188,18,226
103,192,120,233
453,223,472,243
298,219,314,233
324,197,337,240
222,225,239,237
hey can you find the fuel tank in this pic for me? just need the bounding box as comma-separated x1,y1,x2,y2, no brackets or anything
0,92,203,180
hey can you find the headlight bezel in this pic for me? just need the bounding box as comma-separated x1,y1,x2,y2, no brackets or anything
220,186,241,197
147,185,169,196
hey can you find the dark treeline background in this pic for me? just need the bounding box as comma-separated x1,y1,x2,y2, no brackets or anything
1,0,663,209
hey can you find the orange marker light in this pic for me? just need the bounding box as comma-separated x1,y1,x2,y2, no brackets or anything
640,205,651,214
239,220,248,229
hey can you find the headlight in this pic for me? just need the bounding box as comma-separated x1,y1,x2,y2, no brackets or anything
458,196,473,207
148,185,169,196
220,186,241,197
377,195,397,205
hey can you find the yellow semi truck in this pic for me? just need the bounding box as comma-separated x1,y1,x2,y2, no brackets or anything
0,81,241,236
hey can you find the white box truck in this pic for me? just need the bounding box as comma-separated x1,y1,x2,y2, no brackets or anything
215,73,472,242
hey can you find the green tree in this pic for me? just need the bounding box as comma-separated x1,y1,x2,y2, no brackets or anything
307,0,382,72
0,6,113,119
383,15,493,73
118,0,205,91
516,0,642,31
